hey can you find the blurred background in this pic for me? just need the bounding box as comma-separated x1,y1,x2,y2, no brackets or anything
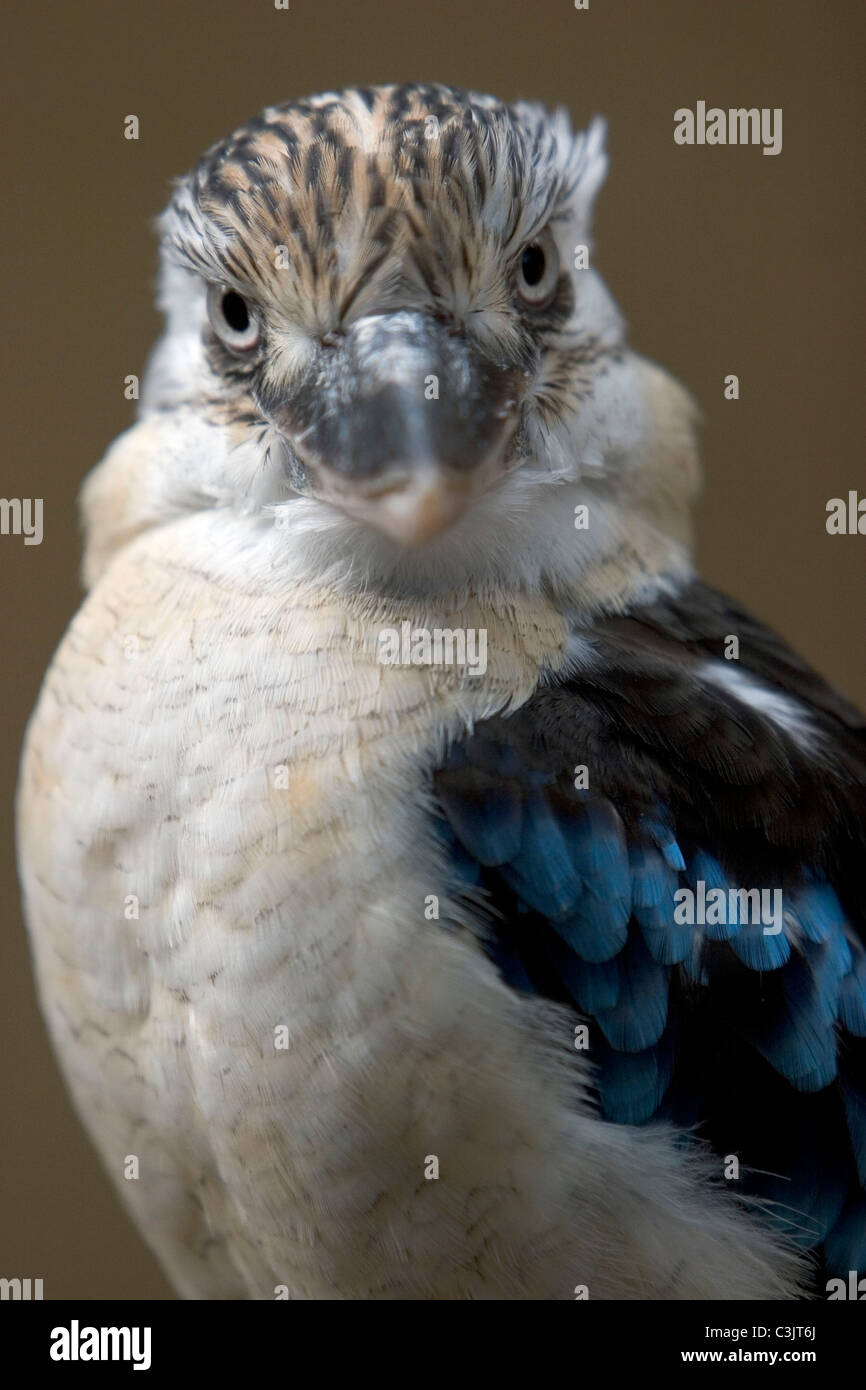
2,0,863,1298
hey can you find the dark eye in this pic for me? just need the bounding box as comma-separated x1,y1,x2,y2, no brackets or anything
515,227,560,307
206,283,260,353
222,292,250,332
521,245,546,286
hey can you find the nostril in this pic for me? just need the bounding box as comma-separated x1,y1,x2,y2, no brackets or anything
320,329,345,350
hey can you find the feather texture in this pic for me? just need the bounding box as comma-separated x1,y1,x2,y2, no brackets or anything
434,580,866,1282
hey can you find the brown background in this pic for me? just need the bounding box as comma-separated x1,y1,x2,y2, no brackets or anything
1,0,863,1299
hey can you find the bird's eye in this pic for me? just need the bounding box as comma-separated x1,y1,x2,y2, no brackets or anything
206,284,260,353
515,228,560,308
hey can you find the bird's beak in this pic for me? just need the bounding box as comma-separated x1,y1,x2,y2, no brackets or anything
300,443,522,545
268,311,527,546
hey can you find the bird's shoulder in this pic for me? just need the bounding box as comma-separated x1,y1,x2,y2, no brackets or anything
432,578,866,1269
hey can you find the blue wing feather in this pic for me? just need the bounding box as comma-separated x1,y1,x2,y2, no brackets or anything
432,585,866,1283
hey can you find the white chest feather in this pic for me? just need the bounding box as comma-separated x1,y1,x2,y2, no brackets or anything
18,510,802,1299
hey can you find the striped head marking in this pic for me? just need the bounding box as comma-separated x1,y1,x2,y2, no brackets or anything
158,83,618,546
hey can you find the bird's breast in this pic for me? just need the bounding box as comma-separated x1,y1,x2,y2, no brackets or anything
17,508,577,1291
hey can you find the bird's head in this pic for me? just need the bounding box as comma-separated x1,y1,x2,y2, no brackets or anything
87,85,699,601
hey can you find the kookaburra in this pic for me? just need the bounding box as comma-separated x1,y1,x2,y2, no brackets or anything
17,84,865,1300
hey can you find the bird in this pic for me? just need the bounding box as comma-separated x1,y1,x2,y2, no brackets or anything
17,82,865,1301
